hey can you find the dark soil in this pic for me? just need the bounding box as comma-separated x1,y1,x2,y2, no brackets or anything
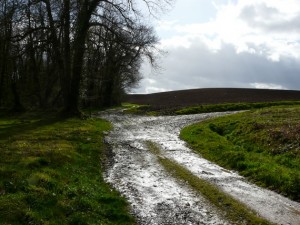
125,88,300,109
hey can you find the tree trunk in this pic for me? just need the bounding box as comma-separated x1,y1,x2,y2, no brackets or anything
64,19,89,114
28,39,43,108
11,81,24,112
64,1,100,115
0,49,5,107
61,0,71,109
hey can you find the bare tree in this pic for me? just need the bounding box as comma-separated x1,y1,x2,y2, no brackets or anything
0,0,174,114
83,4,159,108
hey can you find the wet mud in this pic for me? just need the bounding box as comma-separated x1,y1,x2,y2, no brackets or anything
97,110,300,225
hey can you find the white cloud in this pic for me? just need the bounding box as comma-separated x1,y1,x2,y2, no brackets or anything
144,86,169,94
250,83,287,90
145,78,157,85
157,0,300,59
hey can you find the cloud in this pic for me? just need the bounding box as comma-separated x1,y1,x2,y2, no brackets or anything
239,3,300,34
160,0,300,57
250,83,286,89
133,0,300,93
134,41,300,93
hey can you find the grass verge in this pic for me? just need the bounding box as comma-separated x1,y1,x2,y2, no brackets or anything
145,141,272,225
175,100,300,115
180,105,300,202
0,112,135,225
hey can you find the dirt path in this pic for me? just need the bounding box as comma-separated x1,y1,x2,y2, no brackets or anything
97,110,300,225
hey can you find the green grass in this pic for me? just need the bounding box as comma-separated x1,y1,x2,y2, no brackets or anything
0,113,135,225
180,105,300,202
121,103,151,114
146,141,273,225
175,101,300,115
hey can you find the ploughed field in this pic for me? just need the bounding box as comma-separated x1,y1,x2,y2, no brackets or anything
125,88,300,109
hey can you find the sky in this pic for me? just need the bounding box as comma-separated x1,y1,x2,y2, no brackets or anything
133,0,300,94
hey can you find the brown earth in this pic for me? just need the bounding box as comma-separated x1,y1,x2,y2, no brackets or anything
125,88,300,108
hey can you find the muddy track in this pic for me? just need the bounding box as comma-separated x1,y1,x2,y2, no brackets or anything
97,110,300,225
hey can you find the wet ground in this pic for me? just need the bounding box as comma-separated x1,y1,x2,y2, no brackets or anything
97,110,300,225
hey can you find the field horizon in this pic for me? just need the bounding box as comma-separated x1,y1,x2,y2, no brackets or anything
126,88,300,108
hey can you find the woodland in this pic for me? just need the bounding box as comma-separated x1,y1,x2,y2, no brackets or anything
0,0,172,114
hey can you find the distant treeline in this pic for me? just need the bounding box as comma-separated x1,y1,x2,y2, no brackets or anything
0,0,171,114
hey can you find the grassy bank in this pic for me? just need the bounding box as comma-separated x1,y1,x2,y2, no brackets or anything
180,106,300,201
175,101,300,115
146,141,272,225
0,113,135,225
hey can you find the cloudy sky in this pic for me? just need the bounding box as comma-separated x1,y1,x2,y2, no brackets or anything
133,0,300,93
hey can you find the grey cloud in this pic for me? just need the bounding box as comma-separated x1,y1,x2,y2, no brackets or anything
240,4,279,21
134,42,300,93
239,4,300,33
